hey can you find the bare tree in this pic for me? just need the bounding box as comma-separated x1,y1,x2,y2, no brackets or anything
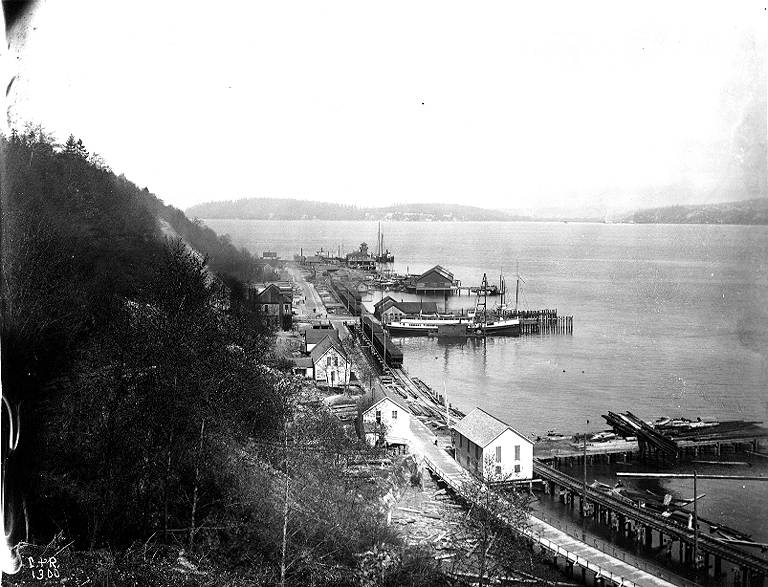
449,457,534,587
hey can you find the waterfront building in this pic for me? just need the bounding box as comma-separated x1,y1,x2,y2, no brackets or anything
362,396,412,447
409,265,454,295
250,283,292,331
373,296,440,323
452,408,534,481
345,243,376,270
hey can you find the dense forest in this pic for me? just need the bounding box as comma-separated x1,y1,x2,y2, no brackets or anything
186,198,527,222
0,127,440,585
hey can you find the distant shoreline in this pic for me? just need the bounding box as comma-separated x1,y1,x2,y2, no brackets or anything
199,217,768,226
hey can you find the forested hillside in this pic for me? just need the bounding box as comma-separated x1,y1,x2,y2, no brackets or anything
622,198,768,225
1,128,427,586
186,197,522,221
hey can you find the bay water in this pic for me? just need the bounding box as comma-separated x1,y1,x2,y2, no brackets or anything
204,219,768,542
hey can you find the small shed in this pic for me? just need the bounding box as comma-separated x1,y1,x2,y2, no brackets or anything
362,396,412,447
288,356,314,379
452,408,534,481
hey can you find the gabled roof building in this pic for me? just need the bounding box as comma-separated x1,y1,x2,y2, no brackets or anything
452,408,534,481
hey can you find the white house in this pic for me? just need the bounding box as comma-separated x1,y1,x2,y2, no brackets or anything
452,408,534,482
310,334,350,388
361,396,412,447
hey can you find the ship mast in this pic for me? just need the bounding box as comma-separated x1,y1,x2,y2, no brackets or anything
515,261,520,315
474,273,489,337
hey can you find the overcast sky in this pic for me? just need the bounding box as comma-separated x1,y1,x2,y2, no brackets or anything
4,1,766,214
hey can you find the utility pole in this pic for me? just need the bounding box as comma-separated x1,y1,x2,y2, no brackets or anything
443,380,449,427
582,418,589,541
693,469,698,570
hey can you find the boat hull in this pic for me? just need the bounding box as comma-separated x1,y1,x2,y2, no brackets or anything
474,320,520,336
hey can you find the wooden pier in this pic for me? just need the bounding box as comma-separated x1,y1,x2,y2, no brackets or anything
519,309,574,335
413,431,679,586
534,460,768,587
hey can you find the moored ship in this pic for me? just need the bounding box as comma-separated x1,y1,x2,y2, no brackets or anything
386,316,470,335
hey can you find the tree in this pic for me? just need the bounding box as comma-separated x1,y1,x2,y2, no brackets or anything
448,457,534,587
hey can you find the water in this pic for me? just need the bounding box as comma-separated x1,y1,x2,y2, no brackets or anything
204,219,768,541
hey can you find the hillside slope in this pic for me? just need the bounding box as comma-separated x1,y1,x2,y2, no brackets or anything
186,197,519,221
622,198,768,225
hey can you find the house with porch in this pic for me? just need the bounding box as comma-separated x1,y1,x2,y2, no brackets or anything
452,408,534,482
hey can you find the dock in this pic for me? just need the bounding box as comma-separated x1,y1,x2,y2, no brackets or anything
409,418,680,586
534,460,768,586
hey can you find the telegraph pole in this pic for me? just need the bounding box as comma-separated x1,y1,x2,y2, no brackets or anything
582,419,589,541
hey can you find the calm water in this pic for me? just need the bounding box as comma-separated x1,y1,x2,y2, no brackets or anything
205,219,768,541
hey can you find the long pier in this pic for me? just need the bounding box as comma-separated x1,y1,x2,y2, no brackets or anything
413,430,679,587
534,460,768,586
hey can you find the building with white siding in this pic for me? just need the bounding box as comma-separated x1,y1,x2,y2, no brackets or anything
361,395,412,447
452,408,534,482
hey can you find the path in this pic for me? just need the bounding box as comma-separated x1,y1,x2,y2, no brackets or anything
398,402,679,587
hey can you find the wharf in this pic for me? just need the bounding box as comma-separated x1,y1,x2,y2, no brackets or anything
534,461,768,585
410,421,679,586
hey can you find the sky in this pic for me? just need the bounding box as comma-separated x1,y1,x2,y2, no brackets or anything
3,0,767,215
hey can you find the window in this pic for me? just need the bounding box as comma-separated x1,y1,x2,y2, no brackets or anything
475,446,479,459
375,410,381,424
495,446,501,463
459,436,463,448
514,445,521,461
495,466,502,476
514,464,521,474
466,441,470,454
263,304,269,312
327,357,332,366
392,410,398,420
334,357,338,367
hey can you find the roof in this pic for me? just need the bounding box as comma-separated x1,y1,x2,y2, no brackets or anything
363,395,412,416
304,329,338,346
289,356,314,368
418,265,454,282
391,301,439,315
374,296,397,309
255,284,288,304
309,334,347,362
452,407,533,448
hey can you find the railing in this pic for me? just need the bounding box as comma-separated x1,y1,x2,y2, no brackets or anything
422,454,683,587
532,512,701,587
534,461,768,573
529,529,640,587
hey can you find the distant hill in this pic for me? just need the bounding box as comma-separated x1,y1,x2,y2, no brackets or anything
187,197,531,221
621,198,768,225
